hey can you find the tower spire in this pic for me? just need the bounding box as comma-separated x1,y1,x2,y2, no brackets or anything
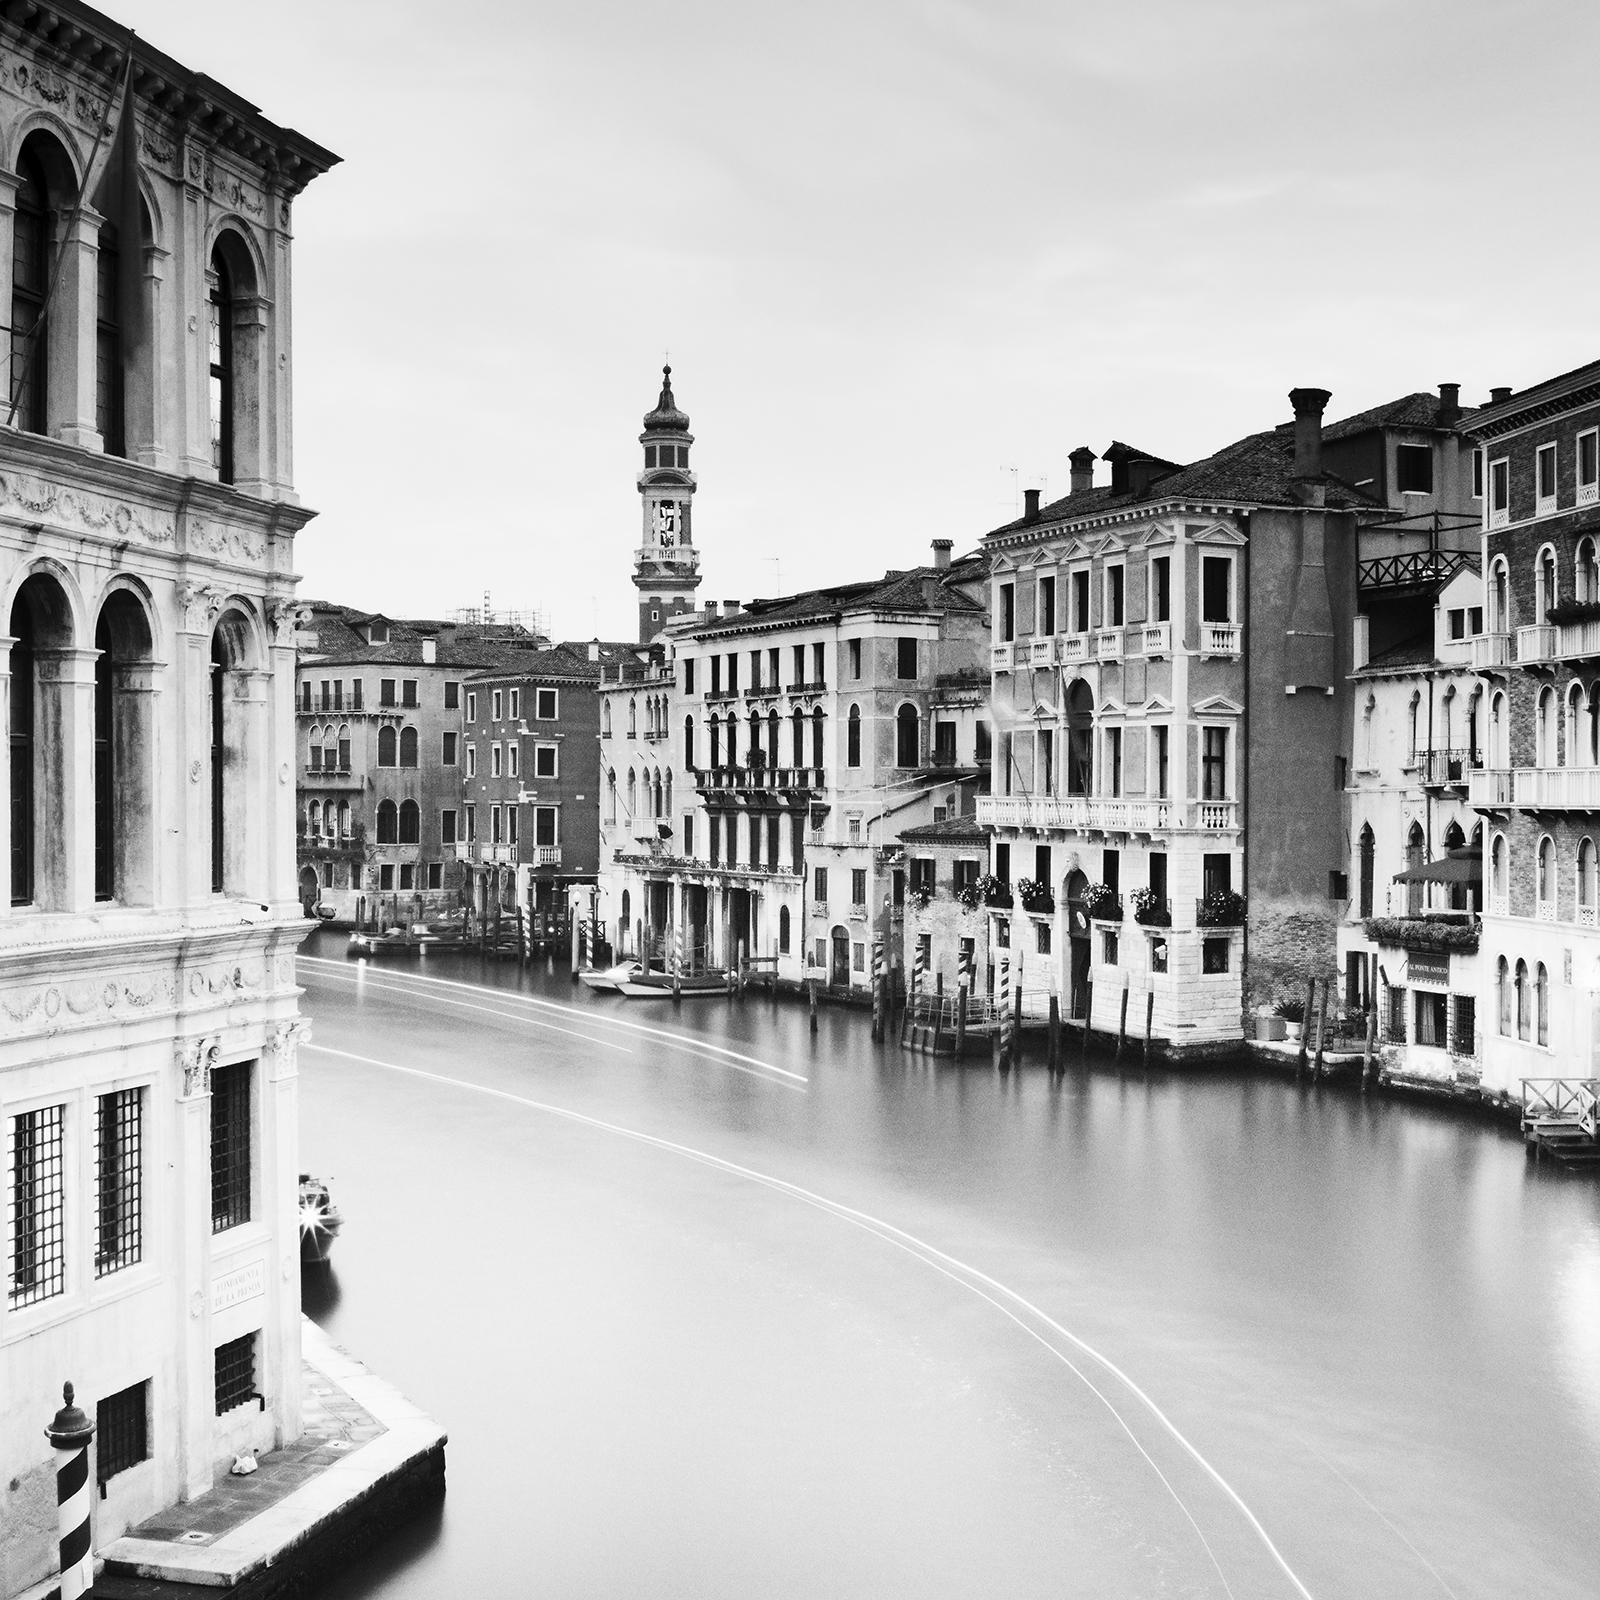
634,363,702,644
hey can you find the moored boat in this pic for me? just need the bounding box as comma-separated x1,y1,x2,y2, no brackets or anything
579,960,643,992
615,972,729,999
299,1174,343,1264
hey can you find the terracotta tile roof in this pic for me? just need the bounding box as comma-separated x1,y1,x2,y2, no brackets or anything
688,555,987,637
899,815,991,843
1322,391,1474,441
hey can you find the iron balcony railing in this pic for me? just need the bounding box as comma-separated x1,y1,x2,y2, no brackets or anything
1417,748,1481,787
692,765,824,792
1357,549,1472,593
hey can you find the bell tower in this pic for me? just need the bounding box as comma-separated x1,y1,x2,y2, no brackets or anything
634,365,702,643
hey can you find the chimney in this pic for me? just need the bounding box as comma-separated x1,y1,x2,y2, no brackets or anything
931,537,953,568
723,599,741,617
1021,490,1040,524
588,640,600,662
1288,387,1332,479
1069,447,1096,495
421,639,436,664
1437,382,1461,425
1490,386,1512,405
1127,458,1170,496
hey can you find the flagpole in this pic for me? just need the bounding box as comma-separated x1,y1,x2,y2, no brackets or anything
5,37,135,430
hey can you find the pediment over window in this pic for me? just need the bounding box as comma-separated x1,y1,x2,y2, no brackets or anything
1138,695,1173,714
1186,521,1247,547
1192,694,1244,716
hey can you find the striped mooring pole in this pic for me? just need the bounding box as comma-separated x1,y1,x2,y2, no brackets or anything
998,955,1014,1068
675,920,685,975
46,1382,94,1599
870,937,885,1041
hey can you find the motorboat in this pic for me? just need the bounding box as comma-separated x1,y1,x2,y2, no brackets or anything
580,960,643,992
615,971,729,999
299,1174,343,1264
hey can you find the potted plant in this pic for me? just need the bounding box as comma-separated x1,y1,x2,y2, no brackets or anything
1197,888,1247,927
955,877,985,912
1130,887,1170,927
1017,876,1055,914
1082,881,1121,921
978,873,1012,909
907,882,933,911
1274,997,1305,1042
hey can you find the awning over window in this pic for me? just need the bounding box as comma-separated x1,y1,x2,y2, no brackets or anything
1392,848,1481,886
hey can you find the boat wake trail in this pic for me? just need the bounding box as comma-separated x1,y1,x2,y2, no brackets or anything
301,1038,1316,1599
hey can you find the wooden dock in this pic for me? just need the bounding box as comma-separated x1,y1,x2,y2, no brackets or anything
1521,1078,1600,1166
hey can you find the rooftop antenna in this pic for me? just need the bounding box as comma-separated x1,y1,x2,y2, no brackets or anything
483,589,491,625
1002,465,1019,514
763,556,782,594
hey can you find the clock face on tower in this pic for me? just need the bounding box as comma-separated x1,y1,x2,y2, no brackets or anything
654,502,679,542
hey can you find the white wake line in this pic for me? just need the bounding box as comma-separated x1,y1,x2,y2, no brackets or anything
299,953,808,1085
303,1042,1315,1600
307,965,805,1092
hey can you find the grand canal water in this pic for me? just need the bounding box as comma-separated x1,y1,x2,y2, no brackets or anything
293,930,1600,1599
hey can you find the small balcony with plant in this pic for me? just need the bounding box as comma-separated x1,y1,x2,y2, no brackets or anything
1017,876,1055,914
1196,889,1247,927
1361,913,1480,956
978,873,1012,909
1081,882,1122,922
1130,888,1171,927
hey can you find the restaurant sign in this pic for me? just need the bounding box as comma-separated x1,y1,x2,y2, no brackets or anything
1405,953,1450,988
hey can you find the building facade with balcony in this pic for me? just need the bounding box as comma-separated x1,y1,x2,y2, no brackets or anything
463,642,642,929
294,605,543,922
596,548,990,990
1466,360,1600,1096
976,393,1439,1052
1339,565,1484,1086
0,9,337,1590
900,816,994,1003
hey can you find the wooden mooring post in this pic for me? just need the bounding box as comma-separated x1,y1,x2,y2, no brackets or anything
1080,978,1093,1063
955,982,968,1060
808,977,818,1033
1313,977,1330,1075
997,955,1013,1070
871,938,886,1042
1296,975,1315,1074
932,973,945,1055
1116,978,1130,1063
1011,969,1023,1065
569,913,580,980
1361,1000,1377,1089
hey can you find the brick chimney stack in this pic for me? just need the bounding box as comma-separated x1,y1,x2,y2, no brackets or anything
1022,490,1040,524
1069,447,1096,495
1437,382,1461,425
931,538,953,569
1289,387,1332,480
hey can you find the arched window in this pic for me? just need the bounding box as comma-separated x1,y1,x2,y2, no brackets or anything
1406,822,1425,915
1497,957,1511,1036
621,889,631,931
606,769,616,824
1358,824,1375,918
1408,692,1421,762
748,711,763,766
208,246,236,482
378,725,397,767
1537,687,1557,766
1536,962,1549,1047
1443,820,1467,910
94,589,155,904
1536,545,1558,619
376,800,397,844
9,142,56,436
1490,558,1510,633
812,708,825,769
725,715,737,769
768,710,780,768
1516,959,1530,1041
1566,682,1585,767
1467,688,1481,763
1579,537,1599,604
338,800,351,839
684,714,695,769
626,769,636,815
778,905,791,954
602,700,612,736
308,800,321,837
792,708,805,767
1490,691,1506,767
628,698,637,737
338,723,351,770
1579,838,1596,919
665,770,673,817
896,704,919,768
1360,694,1376,770
847,704,862,768
1491,832,1507,901
399,726,419,768
1538,835,1555,909
708,715,720,767
398,800,420,844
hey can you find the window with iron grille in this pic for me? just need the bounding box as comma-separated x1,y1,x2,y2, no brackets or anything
97,1380,149,1483
1387,985,1407,1043
210,1062,252,1233
96,1088,143,1276
214,1332,257,1415
1451,995,1476,1056
8,1104,65,1306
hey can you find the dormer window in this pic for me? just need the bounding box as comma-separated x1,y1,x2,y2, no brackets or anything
367,619,389,644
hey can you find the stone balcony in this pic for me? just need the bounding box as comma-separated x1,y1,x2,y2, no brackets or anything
1470,766,1600,810
976,795,1238,832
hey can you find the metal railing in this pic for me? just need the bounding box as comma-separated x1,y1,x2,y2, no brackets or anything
692,765,823,792
1357,550,1472,591
1417,747,1481,787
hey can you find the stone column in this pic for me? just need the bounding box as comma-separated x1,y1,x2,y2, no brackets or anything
176,583,224,906
266,604,303,914
112,662,163,906
227,667,271,903
52,205,105,451
132,244,172,471
174,1036,219,1501
0,638,12,920
230,294,270,496
32,646,98,911
262,1019,305,1444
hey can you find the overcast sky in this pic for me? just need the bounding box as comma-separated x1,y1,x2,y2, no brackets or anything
128,0,1598,639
